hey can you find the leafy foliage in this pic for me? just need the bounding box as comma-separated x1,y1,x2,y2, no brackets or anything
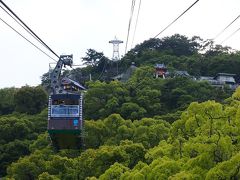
14,86,47,114
3,90,240,178
82,49,104,67
0,87,16,115
84,67,231,120
1,90,240,179
0,110,47,176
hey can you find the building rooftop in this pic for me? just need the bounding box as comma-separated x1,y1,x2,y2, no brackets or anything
199,76,214,81
216,73,236,77
155,64,167,69
174,71,190,77
61,77,86,90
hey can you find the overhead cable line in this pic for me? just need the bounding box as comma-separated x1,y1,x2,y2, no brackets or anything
0,17,57,61
0,4,45,48
131,0,142,48
153,0,199,38
97,58,108,81
125,0,136,54
220,27,240,44
0,0,59,59
213,15,240,40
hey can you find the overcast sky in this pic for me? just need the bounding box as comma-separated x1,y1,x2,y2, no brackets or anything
1,0,240,88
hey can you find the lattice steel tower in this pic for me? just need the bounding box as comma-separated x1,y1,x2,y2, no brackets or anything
109,37,123,61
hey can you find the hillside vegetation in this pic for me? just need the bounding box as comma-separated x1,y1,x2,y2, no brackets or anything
1,34,240,179
2,93,240,179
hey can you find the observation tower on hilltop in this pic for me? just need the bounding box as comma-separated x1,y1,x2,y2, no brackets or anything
109,37,123,61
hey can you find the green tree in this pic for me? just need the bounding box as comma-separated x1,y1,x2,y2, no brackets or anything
82,49,104,67
41,72,51,92
0,117,32,143
120,102,146,120
206,152,240,179
38,172,60,180
7,148,54,179
84,81,128,119
147,157,182,179
14,86,47,114
159,34,200,56
99,163,129,180
73,142,145,179
0,140,30,177
0,87,16,115
85,120,107,148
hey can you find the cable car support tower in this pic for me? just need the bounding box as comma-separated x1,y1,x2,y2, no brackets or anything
109,37,123,75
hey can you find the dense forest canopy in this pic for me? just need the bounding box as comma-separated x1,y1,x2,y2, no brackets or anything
1,34,240,179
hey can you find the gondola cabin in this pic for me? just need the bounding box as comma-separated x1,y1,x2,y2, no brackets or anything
48,55,86,149
48,93,83,149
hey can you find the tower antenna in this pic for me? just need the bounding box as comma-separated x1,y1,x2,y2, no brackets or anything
109,36,123,61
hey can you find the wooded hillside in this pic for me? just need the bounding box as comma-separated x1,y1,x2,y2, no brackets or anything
1,34,240,179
